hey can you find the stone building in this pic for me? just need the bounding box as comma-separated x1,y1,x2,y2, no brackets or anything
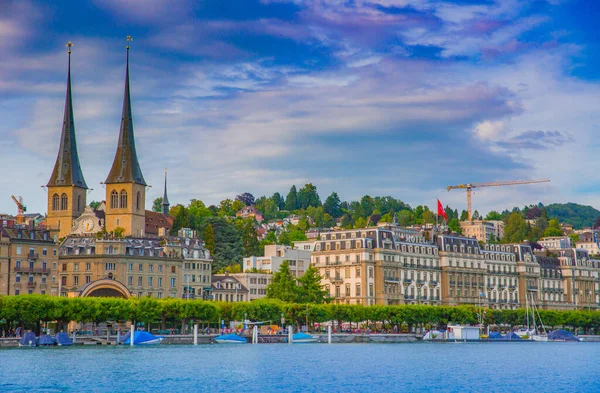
0,228,58,296
211,274,249,302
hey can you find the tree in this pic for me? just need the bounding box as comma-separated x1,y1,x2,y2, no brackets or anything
204,224,215,256
152,197,163,213
323,192,342,218
272,192,285,210
502,213,531,243
448,218,462,234
199,217,243,273
485,211,501,220
460,210,469,221
397,210,413,226
170,204,189,234
241,220,260,257
422,210,435,224
188,199,213,228
297,266,330,304
297,183,321,209
265,261,298,303
544,219,563,237
285,185,298,211
236,192,255,206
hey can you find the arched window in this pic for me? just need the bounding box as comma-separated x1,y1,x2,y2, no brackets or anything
60,193,68,210
110,190,118,208
120,190,128,209
136,191,140,211
52,194,60,211
77,195,81,212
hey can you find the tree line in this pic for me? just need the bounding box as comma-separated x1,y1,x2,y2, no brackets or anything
2,296,600,335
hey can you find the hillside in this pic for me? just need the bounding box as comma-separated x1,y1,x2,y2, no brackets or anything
545,203,600,229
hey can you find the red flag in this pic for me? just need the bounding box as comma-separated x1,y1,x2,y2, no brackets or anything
437,199,448,221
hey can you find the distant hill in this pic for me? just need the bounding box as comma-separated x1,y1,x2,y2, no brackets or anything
545,203,600,229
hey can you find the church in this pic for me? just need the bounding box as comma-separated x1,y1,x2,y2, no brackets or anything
46,41,171,239
39,41,213,300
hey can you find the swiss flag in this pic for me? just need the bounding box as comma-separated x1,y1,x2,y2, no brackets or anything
437,199,448,221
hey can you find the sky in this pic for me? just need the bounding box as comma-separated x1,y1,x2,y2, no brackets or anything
1,0,600,216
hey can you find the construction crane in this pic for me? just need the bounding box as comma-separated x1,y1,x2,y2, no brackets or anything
11,195,27,225
447,179,550,221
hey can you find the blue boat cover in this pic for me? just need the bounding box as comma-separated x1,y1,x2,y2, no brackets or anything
292,332,314,340
215,334,247,343
55,332,73,346
124,331,163,345
19,332,37,346
499,332,522,341
489,332,502,339
38,334,55,345
119,331,131,343
548,330,579,342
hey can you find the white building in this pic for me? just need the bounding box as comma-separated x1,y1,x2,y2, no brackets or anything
293,240,316,252
539,236,571,249
243,244,311,277
232,272,271,301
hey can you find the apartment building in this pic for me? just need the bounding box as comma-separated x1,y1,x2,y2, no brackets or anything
0,227,58,296
243,244,310,277
211,274,249,302
232,272,271,301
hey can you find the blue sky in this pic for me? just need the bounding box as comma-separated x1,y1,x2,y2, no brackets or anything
1,0,599,215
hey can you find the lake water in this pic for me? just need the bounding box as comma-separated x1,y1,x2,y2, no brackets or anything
1,342,599,392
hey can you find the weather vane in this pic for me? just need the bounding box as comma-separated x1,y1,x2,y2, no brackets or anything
66,41,73,54
126,35,133,49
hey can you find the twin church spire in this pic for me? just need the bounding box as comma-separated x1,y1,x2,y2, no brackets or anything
47,38,160,237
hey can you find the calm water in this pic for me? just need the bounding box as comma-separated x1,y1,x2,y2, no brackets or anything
1,342,599,392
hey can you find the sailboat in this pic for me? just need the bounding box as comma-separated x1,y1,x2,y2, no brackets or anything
528,292,548,342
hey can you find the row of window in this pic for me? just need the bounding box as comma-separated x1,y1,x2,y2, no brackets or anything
127,276,176,288
52,193,81,211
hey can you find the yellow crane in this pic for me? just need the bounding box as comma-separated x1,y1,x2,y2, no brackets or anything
447,179,550,221
11,195,27,225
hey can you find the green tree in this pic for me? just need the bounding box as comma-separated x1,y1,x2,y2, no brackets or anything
297,266,330,304
502,213,531,243
199,217,243,273
170,204,190,234
266,261,298,303
152,197,163,213
241,220,260,257
422,210,435,224
448,218,462,234
188,199,213,228
297,183,321,209
354,217,367,229
272,192,285,210
285,185,298,211
485,210,501,220
544,219,563,237
204,224,215,256
323,192,342,218
397,210,413,226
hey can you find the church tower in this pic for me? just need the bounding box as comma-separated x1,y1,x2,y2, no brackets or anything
47,42,88,239
162,169,170,216
104,37,147,237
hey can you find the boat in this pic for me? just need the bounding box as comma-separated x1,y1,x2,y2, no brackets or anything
55,332,73,346
548,329,580,342
214,334,247,344
527,293,548,342
124,331,164,345
38,334,56,346
291,332,318,343
19,332,37,347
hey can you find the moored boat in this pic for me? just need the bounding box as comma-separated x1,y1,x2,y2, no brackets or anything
214,334,247,344
38,334,56,346
55,332,73,346
19,332,37,347
124,331,164,345
291,332,318,343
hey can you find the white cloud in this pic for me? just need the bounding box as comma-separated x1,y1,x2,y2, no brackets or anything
474,120,506,140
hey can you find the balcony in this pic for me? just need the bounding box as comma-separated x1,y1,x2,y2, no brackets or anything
449,281,456,285
430,281,438,286
28,252,39,260
404,295,415,300
499,299,507,303
27,282,37,289
403,279,413,284
329,277,343,284
417,296,428,300
487,284,494,289
471,281,478,287
416,280,425,285
384,277,400,283
13,267,50,274
527,286,538,291
457,281,463,286
511,300,519,304
431,296,440,301
509,285,517,289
